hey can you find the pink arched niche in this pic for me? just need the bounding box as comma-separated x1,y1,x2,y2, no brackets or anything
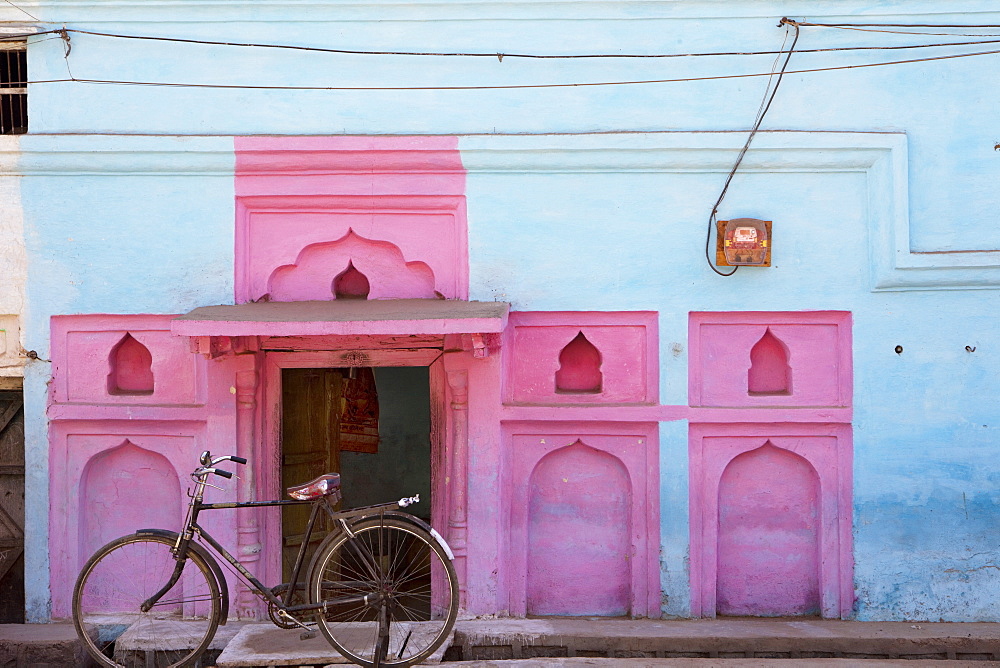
555,332,603,394
78,440,181,563
716,442,820,616
234,136,468,304
504,312,659,406
267,230,437,301
688,311,852,408
507,427,660,618
747,328,791,396
688,424,853,619
526,441,631,616
107,333,155,395
333,261,371,299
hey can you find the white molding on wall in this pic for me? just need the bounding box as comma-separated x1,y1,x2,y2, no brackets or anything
3,1,1000,23
460,131,1000,291
0,315,23,376
3,135,235,175
4,131,998,291
0,137,25,374
0,24,39,35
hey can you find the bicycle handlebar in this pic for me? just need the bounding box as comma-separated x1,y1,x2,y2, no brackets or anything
193,452,245,482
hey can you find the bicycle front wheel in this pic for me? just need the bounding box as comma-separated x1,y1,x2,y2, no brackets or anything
309,517,459,668
73,533,222,668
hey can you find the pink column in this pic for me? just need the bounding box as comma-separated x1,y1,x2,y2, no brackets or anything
446,366,469,609
235,357,262,617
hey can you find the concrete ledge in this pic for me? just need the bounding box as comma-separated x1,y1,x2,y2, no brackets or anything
443,660,1000,668
449,619,1000,662
0,622,94,668
215,622,452,667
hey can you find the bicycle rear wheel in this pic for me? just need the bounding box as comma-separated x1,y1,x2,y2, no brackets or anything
73,533,222,668
309,517,459,668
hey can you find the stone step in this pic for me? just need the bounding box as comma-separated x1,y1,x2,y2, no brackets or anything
446,619,1000,663
215,622,453,667
438,660,1000,668
4,618,999,667
0,622,93,668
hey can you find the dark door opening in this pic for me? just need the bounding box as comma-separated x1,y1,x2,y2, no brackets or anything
0,387,25,623
280,366,431,579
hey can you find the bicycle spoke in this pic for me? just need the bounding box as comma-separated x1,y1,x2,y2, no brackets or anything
73,534,222,668
311,518,458,667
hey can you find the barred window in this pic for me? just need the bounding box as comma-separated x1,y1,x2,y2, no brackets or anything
1,42,27,135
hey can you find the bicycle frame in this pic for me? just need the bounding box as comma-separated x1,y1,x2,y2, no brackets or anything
151,460,402,621
75,451,456,668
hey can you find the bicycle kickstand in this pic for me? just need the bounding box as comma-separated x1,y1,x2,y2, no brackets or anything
275,609,317,640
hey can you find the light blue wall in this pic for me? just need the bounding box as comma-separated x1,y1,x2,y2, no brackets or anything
17,136,234,621
10,0,1000,621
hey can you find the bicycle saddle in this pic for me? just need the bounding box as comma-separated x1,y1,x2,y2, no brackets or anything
287,473,342,501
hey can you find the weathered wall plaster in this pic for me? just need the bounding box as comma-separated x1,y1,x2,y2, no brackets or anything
0,137,25,379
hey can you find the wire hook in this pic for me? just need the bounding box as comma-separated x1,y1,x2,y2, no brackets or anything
58,26,72,57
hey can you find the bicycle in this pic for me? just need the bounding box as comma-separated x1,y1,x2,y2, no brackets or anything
72,451,459,668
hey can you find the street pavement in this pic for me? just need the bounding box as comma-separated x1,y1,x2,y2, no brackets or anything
2,617,1000,666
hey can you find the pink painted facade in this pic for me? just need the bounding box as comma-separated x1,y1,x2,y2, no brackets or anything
688,311,854,619
48,314,241,618
47,138,854,621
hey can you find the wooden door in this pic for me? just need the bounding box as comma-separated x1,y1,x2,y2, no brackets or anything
0,389,25,623
281,368,343,582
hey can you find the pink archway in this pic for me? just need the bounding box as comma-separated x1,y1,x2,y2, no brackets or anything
526,441,632,616
716,442,820,616
78,440,181,564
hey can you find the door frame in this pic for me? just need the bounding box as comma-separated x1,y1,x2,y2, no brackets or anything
258,346,445,592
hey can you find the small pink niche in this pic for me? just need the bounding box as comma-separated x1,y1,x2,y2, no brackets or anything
748,328,791,396
107,333,154,395
333,261,371,300
555,332,603,394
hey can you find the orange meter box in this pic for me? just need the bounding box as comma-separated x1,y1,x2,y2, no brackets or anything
716,218,772,267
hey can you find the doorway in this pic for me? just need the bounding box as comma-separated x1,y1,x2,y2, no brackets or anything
280,366,431,579
0,387,24,623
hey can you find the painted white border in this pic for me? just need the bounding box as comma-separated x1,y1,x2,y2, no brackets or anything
4,1,1000,22
7,132,999,290
460,131,1000,291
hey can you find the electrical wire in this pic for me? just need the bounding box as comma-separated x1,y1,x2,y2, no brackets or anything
20,42,1000,91
0,29,64,41
6,27,1000,58
0,0,39,23
704,19,798,277
55,27,1000,59
788,21,1000,38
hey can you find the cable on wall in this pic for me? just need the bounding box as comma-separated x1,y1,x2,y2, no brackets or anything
20,43,1000,90
48,28,1000,59
6,26,1000,57
704,18,799,277
1,0,39,22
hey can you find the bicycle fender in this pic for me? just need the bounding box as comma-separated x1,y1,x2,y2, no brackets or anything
135,528,231,623
361,512,456,561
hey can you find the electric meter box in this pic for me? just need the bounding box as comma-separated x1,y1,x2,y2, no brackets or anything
716,218,772,267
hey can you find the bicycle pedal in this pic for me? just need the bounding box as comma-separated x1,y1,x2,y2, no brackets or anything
300,630,317,640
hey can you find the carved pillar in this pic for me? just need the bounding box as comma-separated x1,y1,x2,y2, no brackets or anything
446,367,469,608
235,357,261,618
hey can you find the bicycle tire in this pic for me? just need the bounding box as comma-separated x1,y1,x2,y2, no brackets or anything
73,532,223,668
308,516,459,668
